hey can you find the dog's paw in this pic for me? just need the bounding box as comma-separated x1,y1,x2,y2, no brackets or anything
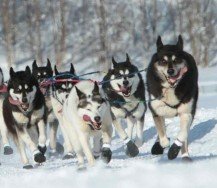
38,145,47,155
182,156,193,163
56,142,64,155
151,141,164,155
168,143,181,160
125,140,139,157
62,152,76,160
101,147,112,163
34,152,46,163
23,164,34,169
4,146,13,155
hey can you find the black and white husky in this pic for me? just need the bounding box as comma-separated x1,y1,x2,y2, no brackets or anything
102,54,146,157
2,66,47,168
0,68,14,155
146,35,198,161
32,59,64,157
62,81,113,169
50,64,78,159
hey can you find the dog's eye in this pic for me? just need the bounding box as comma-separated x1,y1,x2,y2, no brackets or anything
97,106,101,109
159,60,167,65
87,109,91,111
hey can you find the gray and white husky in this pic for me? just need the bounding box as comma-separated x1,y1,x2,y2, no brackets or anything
102,54,146,157
62,81,113,169
0,68,14,155
146,35,198,161
2,66,47,168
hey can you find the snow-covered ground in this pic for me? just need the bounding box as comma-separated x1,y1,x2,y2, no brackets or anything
0,63,217,188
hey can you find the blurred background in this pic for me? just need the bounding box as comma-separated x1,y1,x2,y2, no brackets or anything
0,0,216,72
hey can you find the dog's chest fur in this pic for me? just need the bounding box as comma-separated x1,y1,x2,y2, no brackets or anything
12,106,44,126
111,95,145,119
150,87,193,118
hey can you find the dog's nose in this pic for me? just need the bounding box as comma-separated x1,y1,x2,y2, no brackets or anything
66,94,69,98
123,80,129,86
22,97,28,103
94,116,101,123
167,68,175,76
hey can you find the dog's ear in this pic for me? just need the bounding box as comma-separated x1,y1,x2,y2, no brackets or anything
70,63,75,75
75,86,86,100
112,57,118,68
54,65,59,75
47,58,52,68
25,66,31,75
10,67,15,78
92,81,99,96
32,60,37,69
126,53,131,64
156,36,163,52
176,35,183,51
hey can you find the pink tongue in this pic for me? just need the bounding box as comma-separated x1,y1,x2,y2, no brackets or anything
83,115,91,122
169,66,188,83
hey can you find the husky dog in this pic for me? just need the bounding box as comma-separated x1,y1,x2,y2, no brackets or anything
50,64,78,159
146,35,198,161
2,66,47,168
102,54,146,157
0,68,14,155
62,81,113,168
32,59,64,157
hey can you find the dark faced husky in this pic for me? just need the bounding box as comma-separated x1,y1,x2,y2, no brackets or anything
0,68,14,155
2,66,47,168
146,35,198,161
50,64,78,159
32,59,64,157
62,81,113,169
102,54,146,157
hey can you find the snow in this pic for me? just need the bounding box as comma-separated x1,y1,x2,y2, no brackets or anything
0,68,217,188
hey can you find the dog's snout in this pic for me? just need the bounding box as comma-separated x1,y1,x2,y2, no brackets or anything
22,97,28,103
123,80,129,86
94,116,101,123
167,68,175,76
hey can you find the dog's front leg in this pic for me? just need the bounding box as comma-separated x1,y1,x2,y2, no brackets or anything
127,117,135,140
168,113,192,160
93,132,102,159
151,115,169,155
16,127,46,164
79,132,95,166
15,137,32,169
113,119,139,157
135,117,144,148
101,124,113,163
37,119,47,155
49,119,58,153
0,118,13,155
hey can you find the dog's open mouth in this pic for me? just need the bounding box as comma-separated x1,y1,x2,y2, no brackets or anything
165,67,188,87
83,115,102,130
118,84,132,97
20,103,29,112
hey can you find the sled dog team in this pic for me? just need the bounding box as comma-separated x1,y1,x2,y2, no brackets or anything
0,35,198,169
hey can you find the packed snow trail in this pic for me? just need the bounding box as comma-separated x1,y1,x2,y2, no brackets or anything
0,102,217,188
